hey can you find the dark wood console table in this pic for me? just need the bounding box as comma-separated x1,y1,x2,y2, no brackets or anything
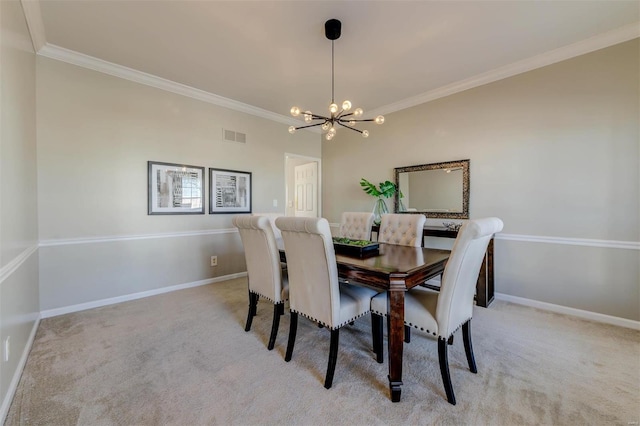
371,225,494,307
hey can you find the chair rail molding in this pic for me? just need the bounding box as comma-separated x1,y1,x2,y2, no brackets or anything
39,228,239,247
0,245,39,285
495,233,640,250
328,223,639,250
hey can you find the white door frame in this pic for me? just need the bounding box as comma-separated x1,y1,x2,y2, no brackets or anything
284,153,322,217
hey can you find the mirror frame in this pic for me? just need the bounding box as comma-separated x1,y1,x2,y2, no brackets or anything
394,159,470,219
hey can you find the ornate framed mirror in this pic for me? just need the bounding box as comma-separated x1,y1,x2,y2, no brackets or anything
394,159,470,219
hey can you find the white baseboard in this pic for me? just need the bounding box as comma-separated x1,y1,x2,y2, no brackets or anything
494,292,640,330
0,315,41,424
40,272,248,319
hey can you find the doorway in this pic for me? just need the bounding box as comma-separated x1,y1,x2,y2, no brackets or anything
284,153,321,218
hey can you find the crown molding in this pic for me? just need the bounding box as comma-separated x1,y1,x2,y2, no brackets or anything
37,43,300,127
27,8,638,125
369,22,640,117
20,0,46,52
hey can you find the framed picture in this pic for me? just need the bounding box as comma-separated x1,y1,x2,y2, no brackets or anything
209,168,252,214
148,161,205,215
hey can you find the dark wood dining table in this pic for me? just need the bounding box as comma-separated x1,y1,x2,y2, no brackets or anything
278,240,450,402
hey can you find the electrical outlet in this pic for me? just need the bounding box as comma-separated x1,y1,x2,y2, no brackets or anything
210,256,218,267
3,336,9,362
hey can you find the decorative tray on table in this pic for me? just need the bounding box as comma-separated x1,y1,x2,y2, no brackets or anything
332,237,380,258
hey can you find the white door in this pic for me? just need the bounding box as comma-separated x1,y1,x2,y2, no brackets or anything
294,162,318,217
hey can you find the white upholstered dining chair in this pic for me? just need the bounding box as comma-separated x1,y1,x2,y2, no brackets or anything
370,217,504,405
233,215,288,350
339,212,375,240
275,216,378,389
377,213,426,247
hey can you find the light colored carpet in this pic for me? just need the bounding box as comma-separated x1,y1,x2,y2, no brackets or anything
5,277,640,425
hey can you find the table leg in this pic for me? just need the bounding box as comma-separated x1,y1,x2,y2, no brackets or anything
386,282,405,402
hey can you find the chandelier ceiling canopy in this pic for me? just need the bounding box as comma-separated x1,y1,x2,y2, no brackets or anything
288,19,385,141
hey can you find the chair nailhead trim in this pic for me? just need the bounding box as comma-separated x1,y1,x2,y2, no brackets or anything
291,310,370,331
250,291,288,305
372,310,472,339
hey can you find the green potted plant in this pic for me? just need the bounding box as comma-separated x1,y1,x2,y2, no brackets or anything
360,178,396,224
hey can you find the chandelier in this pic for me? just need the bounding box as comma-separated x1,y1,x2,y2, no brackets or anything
288,19,384,140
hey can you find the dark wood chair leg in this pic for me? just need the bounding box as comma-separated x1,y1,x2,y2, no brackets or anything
324,329,340,389
438,337,456,405
245,292,258,332
371,313,384,363
277,303,285,315
448,335,454,345
462,320,477,373
404,325,411,343
267,303,282,350
284,312,298,362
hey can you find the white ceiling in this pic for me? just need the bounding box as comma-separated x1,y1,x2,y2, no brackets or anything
26,1,640,124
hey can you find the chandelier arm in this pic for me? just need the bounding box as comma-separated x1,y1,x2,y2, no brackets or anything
294,122,326,131
309,113,330,120
337,117,375,124
336,121,365,134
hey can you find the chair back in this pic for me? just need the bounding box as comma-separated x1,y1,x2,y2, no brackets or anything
339,212,374,240
378,213,426,247
252,212,283,240
275,217,341,328
233,215,285,303
436,217,503,337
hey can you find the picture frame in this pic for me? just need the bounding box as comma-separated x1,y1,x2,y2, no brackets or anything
209,168,252,214
148,161,205,215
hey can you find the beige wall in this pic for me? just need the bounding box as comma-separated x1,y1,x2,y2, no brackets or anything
36,57,320,311
0,0,40,419
323,40,639,320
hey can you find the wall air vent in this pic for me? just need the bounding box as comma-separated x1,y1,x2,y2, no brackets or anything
223,129,247,144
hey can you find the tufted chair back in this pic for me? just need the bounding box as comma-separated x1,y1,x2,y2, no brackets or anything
339,212,375,240
436,217,503,337
378,213,426,247
233,215,285,303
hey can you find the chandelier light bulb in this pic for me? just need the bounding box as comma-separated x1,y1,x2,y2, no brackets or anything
288,126,297,134
321,122,330,131
354,108,363,117
290,106,301,117
349,120,356,126
304,114,312,123
342,100,352,111
362,130,369,138
329,103,339,114
375,115,385,125
328,127,337,136
326,132,334,141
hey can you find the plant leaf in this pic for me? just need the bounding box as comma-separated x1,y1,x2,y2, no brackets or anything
379,181,396,198
360,178,381,197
